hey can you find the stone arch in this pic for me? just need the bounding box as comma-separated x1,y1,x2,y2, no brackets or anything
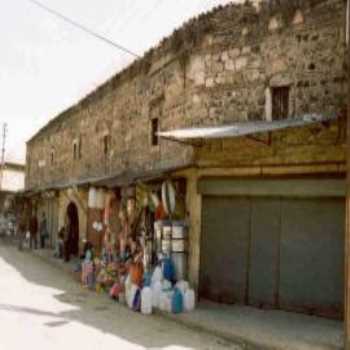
66,201,79,256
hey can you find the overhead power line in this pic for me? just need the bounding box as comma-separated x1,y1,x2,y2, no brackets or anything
25,0,141,58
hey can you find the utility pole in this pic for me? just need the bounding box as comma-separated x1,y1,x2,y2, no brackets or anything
0,123,8,190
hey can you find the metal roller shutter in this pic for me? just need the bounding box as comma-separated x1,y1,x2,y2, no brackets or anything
199,186,344,318
279,198,344,317
200,196,250,304
248,198,280,308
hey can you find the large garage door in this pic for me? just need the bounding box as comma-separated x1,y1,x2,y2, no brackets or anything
200,193,345,318
279,198,344,317
200,197,250,304
249,198,280,308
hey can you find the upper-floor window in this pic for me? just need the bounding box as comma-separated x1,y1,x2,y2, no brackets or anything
50,148,55,166
73,141,78,160
103,134,111,156
272,86,290,120
151,118,159,146
78,137,82,159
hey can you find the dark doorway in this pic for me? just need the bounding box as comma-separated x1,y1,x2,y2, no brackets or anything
66,202,79,256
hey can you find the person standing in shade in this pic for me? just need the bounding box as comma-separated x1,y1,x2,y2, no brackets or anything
17,210,27,251
29,212,38,250
40,212,48,249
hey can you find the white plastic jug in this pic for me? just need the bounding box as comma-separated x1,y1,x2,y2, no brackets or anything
184,289,195,312
151,266,163,285
152,281,162,308
162,279,172,291
141,287,153,315
159,291,173,313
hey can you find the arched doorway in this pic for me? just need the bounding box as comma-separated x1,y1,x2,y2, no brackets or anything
66,202,79,256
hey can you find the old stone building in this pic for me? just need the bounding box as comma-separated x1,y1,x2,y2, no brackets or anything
26,0,348,341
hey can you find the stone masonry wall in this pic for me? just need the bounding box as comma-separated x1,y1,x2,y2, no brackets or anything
26,0,347,190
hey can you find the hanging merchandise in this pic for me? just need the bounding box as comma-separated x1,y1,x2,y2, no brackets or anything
103,191,115,225
96,188,106,210
141,287,153,315
154,221,164,255
127,197,136,219
155,202,167,221
130,261,144,287
184,289,196,312
88,187,97,208
161,180,176,215
150,192,160,212
171,287,184,314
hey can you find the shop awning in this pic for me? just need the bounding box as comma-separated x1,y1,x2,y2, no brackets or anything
157,113,337,141
25,164,192,193
92,164,192,189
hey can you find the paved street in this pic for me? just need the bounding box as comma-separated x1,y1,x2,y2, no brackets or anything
0,243,238,350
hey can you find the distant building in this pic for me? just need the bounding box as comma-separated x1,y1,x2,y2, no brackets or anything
1,162,25,193
0,162,25,213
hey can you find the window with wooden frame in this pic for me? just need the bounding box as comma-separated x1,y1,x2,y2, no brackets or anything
78,137,82,159
50,148,55,166
272,86,290,120
73,142,78,160
151,118,159,146
103,134,111,156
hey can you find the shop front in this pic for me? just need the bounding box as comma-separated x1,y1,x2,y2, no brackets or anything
198,178,345,319
79,171,196,314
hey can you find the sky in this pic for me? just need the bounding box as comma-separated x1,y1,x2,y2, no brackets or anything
0,0,234,164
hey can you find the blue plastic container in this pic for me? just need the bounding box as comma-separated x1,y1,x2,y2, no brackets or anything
171,287,183,314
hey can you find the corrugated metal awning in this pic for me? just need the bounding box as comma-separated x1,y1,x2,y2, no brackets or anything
92,164,191,189
157,113,337,141
25,164,192,193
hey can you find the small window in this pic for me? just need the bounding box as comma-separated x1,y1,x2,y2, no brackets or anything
272,86,290,120
73,142,78,160
78,137,82,159
103,135,111,156
50,149,54,165
151,118,159,146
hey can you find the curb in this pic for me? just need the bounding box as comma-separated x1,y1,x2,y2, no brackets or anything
155,309,267,350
